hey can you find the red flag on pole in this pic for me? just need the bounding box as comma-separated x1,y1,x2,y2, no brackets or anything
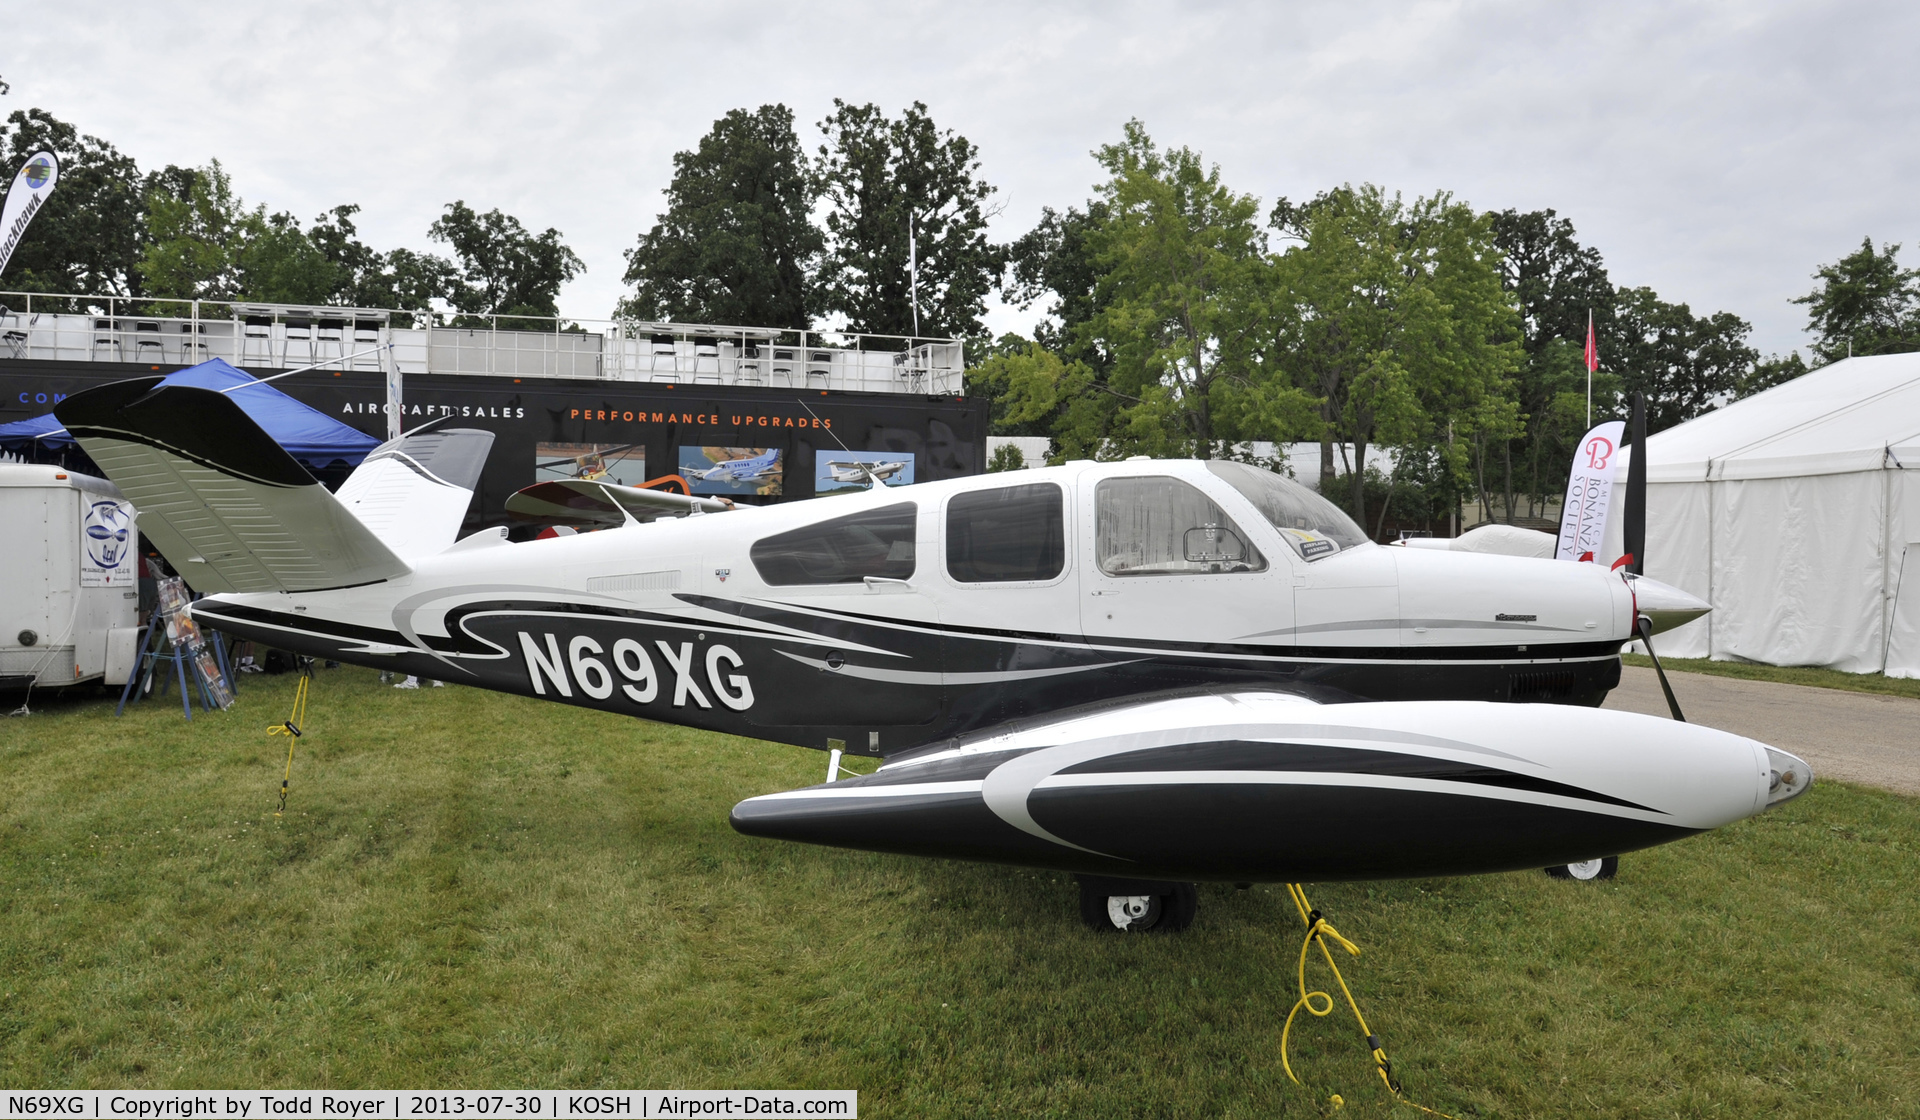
1583,309,1598,428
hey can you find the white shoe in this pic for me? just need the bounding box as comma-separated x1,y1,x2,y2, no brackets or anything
431,680,444,687
393,676,420,690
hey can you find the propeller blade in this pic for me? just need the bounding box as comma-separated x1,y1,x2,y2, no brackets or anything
1635,615,1686,721
1623,392,1648,577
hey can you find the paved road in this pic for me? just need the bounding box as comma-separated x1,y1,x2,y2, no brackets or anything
1604,665,1920,796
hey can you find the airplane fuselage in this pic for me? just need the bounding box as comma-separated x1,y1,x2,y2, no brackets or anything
191,460,1634,758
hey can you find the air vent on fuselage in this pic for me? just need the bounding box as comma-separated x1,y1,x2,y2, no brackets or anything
1509,669,1577,701
587,570,682,593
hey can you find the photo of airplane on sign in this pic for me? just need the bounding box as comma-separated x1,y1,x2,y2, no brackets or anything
823,458,908,484
685,447,782,485
54,375,1810,932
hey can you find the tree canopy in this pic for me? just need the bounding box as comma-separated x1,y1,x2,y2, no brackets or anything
1270,185,1523,528
813,100,1000,338
1075,121,1303,459
137,164,467,318
430,202,584,320
619,104,819,329
1792,237,1920,365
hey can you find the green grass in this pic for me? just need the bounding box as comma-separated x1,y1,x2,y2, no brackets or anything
3,668,1918,1118
1624,653,1920,700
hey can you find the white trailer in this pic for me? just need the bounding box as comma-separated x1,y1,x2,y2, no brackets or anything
0,463,142,692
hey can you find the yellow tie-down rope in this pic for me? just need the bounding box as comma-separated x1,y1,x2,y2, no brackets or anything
1281,883,1456,1117
267,667,311,817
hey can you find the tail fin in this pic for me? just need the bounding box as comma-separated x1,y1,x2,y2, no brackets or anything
336,424,495,559
55,377,409,594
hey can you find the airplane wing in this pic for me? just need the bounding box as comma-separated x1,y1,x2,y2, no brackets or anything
505,478,734,527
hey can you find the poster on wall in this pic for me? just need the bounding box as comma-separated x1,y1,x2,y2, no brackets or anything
679,446,783,497
78,497,136,587
535,442,647,486
815,450,915,493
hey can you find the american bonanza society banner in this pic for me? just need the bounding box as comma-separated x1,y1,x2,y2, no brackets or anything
0,1092,855,1119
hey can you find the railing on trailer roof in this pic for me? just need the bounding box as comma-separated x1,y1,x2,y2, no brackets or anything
0,291,967,397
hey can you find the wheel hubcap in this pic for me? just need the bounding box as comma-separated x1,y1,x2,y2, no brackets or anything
1107,894,1159,930
1565,858,1605,880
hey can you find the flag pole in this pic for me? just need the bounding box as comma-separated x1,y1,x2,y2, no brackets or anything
1584,309,1595,429
909,211,919,338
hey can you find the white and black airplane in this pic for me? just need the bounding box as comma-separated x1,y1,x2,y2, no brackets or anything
55,377,1811,931
823,458,908,484
687,447,782,486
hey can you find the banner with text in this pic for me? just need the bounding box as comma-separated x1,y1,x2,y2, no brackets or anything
1555,420,1626,562
0,151,60,278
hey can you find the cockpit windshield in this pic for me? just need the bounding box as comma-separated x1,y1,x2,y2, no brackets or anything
1204,460,1371,561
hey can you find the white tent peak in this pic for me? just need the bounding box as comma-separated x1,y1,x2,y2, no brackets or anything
1619,352,1920,483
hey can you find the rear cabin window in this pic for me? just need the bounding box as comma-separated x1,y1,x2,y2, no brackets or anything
1095,476,1267,576
750,502,917,585
946,483,1066,583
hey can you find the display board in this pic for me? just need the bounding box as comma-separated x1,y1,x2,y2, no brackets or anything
815,449,915,493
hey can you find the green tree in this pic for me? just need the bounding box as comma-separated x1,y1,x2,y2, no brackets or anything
138,160,245,300
1610,287,1757,433
1269,185,1523,529
964,335,1104,460
430,201,584,320
308,204,456,315
1487,209,1619,517
1005,201,1113,364
140,163,345,305
1074,121,1307,459
814,100,1000,338
985,442,1026,472
619,105,820,329
1738,350,1809,398
234,210,342,305
0,108,146,297
143,169,458,315
1792,237,1920,364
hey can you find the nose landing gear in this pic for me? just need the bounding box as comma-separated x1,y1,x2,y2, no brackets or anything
1545,856,1619,881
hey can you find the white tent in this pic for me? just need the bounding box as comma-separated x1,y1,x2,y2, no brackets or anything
1603,353,1920,676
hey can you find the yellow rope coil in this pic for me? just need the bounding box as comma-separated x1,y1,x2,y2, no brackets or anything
1280,884,1456,1118
267,672,309,817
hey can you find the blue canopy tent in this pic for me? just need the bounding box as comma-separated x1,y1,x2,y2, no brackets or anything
0,358,379,468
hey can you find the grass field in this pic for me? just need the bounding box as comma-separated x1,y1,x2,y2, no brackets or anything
1623,652,1920,701
3,667,1917,1118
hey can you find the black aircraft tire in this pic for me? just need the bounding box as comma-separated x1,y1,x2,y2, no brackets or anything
1076,877,1199,933
1545,856,1619,881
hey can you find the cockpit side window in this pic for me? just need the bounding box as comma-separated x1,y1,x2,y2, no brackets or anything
946,482,1065,583
1204,460,1370,561
750,502,917,585
1094,476,1267,576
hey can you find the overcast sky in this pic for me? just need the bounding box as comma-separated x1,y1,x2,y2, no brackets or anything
9,1,1915,356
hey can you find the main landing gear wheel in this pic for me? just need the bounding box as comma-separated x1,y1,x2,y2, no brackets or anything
1545,856,1619,881
1075,876,1198,932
